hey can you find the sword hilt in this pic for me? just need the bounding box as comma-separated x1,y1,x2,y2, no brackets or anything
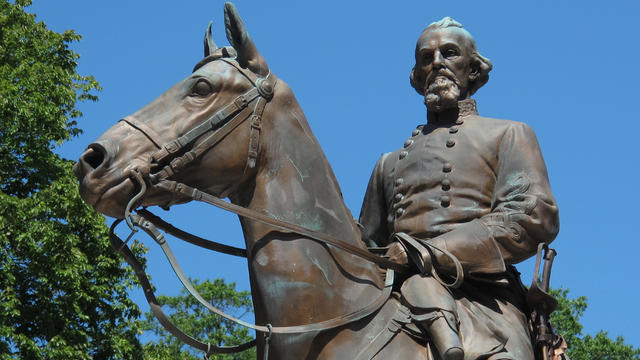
540,247,557,292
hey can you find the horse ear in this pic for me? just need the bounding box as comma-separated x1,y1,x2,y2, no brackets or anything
204,21,218,57
224,2,269,76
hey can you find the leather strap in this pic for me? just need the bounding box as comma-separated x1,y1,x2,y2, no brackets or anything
109,219,257,355
154,179,408,273
152,86,262,165
148,77,276,184
116,215,395,335
137,208,246,257
395,232,464,289
246,97,267,170
354,302,412,360
149,103,256,183
120,57,276,187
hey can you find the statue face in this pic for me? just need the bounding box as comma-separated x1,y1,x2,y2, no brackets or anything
415,27,475,112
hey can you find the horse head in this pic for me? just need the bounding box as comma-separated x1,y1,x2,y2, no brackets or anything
74,3,273,218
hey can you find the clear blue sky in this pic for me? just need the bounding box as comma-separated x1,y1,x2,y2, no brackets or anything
29,0,640,348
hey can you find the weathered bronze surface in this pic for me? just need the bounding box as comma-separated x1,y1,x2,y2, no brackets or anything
74,5,561,360
359,17,559,359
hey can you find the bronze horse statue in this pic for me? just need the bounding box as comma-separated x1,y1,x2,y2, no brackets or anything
74,3,432,359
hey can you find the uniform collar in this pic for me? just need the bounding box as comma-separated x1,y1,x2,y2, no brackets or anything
427,98,478,124
457,98,478,118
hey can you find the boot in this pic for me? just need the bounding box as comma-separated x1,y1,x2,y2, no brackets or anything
418,311,464,360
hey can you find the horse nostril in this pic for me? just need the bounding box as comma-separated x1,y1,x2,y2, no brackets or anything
83,144,107,170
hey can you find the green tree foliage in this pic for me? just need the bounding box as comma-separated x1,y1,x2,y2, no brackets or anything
142,278,256,360
0,1,144,358
551,288,640,360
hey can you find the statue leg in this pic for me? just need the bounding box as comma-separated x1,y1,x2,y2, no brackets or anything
401,274,464,360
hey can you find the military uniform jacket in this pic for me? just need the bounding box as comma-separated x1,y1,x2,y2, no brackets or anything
359,99,559,280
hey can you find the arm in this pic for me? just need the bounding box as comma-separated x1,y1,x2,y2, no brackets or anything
359,153,391,248
430,122,560,277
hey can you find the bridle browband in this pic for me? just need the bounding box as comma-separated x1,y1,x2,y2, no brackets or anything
112,56,462,359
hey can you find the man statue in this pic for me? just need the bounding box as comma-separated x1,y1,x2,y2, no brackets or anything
359,17,559,360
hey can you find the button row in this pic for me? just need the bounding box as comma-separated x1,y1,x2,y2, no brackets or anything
440,120,463,208
394,177,405,216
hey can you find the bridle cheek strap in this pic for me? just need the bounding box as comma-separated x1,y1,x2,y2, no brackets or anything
246,97,266,170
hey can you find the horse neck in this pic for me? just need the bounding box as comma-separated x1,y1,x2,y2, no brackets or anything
233,84,384,326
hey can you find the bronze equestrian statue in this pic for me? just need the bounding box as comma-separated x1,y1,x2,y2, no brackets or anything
73,3,562,360
359,17,559,360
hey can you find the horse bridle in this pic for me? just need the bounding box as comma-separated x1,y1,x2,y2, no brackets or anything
121,57,272,187
112,56,461,359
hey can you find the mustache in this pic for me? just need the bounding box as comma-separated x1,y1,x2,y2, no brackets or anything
425,68,461,89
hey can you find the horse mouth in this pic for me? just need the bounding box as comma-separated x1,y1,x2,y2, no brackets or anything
97,178,138,218
78,174,137,218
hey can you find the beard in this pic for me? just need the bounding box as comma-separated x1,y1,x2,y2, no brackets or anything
423,76,461,112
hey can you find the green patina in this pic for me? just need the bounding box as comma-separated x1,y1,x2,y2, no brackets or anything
264,209,282,220
294,211,323,232
265,167,279,178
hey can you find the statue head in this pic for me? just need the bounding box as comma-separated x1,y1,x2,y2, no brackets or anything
410,17,492,112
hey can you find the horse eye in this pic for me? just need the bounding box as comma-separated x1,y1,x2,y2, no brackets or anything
193,79,213,96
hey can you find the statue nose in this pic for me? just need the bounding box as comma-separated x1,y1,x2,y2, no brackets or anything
74,142,113,179
432,52,443,68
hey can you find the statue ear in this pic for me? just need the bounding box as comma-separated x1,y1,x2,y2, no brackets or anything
467,53,492,95
204,21,217,57
409,67,425,95
224,2,269,76
469,64,479,82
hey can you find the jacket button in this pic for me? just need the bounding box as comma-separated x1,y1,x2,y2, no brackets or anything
395,193,404,201
442,162,452,173
396,208,405,216
446,139,456,147
440,195,451,207
455,118,464,125
449,126,459,134
404,139,414,148
441,178,451,190
412,129,421,136
395,178,404,186
399,151,408,159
